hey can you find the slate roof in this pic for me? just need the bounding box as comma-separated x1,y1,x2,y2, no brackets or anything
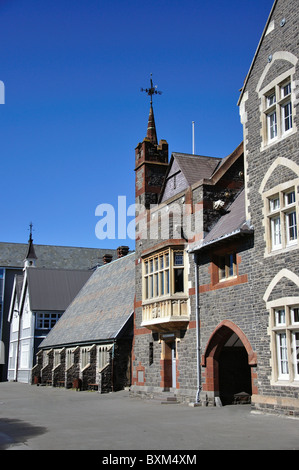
39,252,135,348
0,242,117,270
189,190,253,252
27,268,93,311
160,153,222,203
172,153,222,186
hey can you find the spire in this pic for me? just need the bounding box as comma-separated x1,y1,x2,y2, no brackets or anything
141,74,162,145
24,223,37,268
147,104,158,144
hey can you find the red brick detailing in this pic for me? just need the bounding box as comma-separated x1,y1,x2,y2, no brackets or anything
199,274,248,293
201,320,257,394
132,362,146,386
134,327,152,336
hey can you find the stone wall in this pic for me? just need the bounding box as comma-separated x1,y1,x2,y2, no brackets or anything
239,0,299,416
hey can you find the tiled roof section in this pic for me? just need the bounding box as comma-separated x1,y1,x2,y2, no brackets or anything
39,252,135,348
189,190,253,252
173,153,222,186
27,268,92,311
203,190,247,245
0,242,117,270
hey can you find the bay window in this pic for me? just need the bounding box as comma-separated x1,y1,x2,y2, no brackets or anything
143,248,186,301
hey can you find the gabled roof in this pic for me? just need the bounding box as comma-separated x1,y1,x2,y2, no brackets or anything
160,153,222,202
26,268,92,311
39,252,135,348
173,153,222,186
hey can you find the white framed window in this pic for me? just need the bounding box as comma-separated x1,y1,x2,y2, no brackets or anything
275,308,286,326
20,341,30,369
267,187,298,252
263,79,293,145
36,312,62,329
276,332,289,379
271,305,299,384
81,347,90,369
66,348,74,369
98,344,113,371
53,349,61,368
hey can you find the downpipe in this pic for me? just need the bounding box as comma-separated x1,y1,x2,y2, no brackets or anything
193,253,201,404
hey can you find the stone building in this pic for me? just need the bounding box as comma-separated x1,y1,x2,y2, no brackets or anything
33,248,134,392
0,234,117,381
131,0,299,417
236,0,299,415
131,101,246,403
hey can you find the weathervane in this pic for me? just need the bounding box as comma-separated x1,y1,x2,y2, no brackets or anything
141,73,162,105
28,222,34,240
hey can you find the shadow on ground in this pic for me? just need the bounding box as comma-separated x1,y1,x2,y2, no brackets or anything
0,418,47,450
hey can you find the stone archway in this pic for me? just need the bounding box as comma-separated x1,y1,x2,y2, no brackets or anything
202,320,257,404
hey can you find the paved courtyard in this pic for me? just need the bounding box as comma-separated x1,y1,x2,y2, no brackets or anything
0,382,298,451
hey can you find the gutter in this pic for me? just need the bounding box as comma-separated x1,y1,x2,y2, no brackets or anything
188,223,254,254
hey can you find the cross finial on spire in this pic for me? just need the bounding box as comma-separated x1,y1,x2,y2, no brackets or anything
29,222,34,241
24,222,37,267
141,73,162,106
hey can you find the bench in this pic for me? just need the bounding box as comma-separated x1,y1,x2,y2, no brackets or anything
57,381,65,387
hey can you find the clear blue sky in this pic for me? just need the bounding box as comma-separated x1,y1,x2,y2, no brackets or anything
0,0,274,251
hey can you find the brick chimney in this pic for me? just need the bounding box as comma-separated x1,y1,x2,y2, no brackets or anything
103,254,113,264
117,246,129,258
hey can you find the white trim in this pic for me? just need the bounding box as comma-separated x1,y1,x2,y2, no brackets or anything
264,269,299,305
259,158,299,195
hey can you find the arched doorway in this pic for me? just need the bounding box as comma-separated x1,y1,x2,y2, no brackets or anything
202,320,257,405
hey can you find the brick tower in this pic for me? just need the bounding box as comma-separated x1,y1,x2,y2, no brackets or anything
135,84,168,209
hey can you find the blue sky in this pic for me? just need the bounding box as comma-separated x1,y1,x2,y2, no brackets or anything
0,0,274,251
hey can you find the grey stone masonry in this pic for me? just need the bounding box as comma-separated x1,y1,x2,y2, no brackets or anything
239,0,299,416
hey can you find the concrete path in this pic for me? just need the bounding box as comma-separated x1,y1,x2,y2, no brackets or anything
0,382,298,451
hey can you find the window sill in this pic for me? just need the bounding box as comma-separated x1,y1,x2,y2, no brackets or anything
265,243,299,258
261,128,296,152
271,379,299,387
142,294,188,306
